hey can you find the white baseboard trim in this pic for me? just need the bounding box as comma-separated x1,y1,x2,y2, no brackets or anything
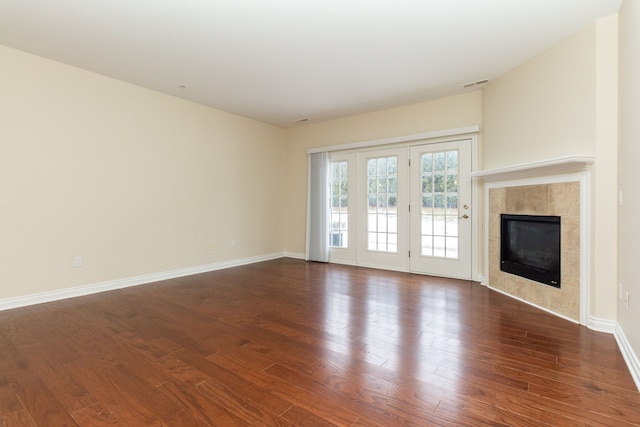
614,323,640,392
0,252,286,312
283,252,305,260
586,315,617,333
327,259,358,267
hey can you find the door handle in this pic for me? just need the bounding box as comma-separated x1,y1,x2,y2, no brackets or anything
460,214,469,219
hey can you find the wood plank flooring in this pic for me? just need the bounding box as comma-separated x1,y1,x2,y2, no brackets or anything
1,258,639,426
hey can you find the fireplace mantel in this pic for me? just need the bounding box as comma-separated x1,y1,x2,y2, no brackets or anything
471,156,594,182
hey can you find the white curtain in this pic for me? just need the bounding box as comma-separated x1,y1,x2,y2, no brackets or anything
306,152,329,262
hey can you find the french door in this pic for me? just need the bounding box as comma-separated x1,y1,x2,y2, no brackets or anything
329,138,473,280
409,140,472,279
356,148,408,271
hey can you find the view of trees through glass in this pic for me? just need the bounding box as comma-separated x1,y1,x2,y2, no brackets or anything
330,150,460,258
421,150,459,258
367,156,398,253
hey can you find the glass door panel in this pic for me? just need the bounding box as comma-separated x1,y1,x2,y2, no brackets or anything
358,148,407,271
410,140,472,279
366,156,398,253
420,149,459,258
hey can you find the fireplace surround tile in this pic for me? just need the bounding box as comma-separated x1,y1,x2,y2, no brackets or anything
551,285,580,320
524,278,552,308
562,216,581,253
505,185,550,214
488,181,581,322
562,250,580,287
489,212,501,240
489,187,506,213
550,182,580,216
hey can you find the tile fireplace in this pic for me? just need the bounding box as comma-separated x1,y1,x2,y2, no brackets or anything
488,182,581,321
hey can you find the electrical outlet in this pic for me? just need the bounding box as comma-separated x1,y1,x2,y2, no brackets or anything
74,256,83,268
231,239,236,248
625,291,630,310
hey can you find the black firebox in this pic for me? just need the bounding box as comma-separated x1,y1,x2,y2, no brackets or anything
500,214,561,288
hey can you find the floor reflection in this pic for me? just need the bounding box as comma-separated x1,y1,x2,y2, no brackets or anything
320,268,466,395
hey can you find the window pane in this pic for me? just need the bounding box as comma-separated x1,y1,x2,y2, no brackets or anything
387,157,397,175
329,161,349,248
446,174,458,193
388,233,398,253
377,232,387,251
340,180,348,195
446,237,458,258
420,149,461,259
434,215,446,235
377,195,387,209
377,177,387,194
368,178,376,194
434,194,445,209
446,194,458,210
422,215,433,236
387,214,397,233
368,232,377,250
422,235,433,256
433,236,446,257
445,216,459,237
368,213,377,232
422,153,432,173
434,152,445,172
422,194,433,209
377,158,387,176
388,177,397,193
433,174,445,193
377,214,387,232
422,175,433,193
331,162,340,176
340,161,348,176
446,150,458,172
367,155,398,253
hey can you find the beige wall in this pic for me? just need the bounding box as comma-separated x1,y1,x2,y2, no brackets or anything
618,1,640,363
594,15,619,321
483,24,596,168
0,45,287,300
484,18,619,320
284,91,483,256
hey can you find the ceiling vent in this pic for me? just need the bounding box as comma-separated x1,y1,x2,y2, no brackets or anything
461,79,489,88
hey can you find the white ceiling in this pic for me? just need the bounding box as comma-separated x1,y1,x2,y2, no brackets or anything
0,0,621,128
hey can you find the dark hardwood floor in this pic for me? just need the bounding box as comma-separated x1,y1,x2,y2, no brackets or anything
1,258,639,426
